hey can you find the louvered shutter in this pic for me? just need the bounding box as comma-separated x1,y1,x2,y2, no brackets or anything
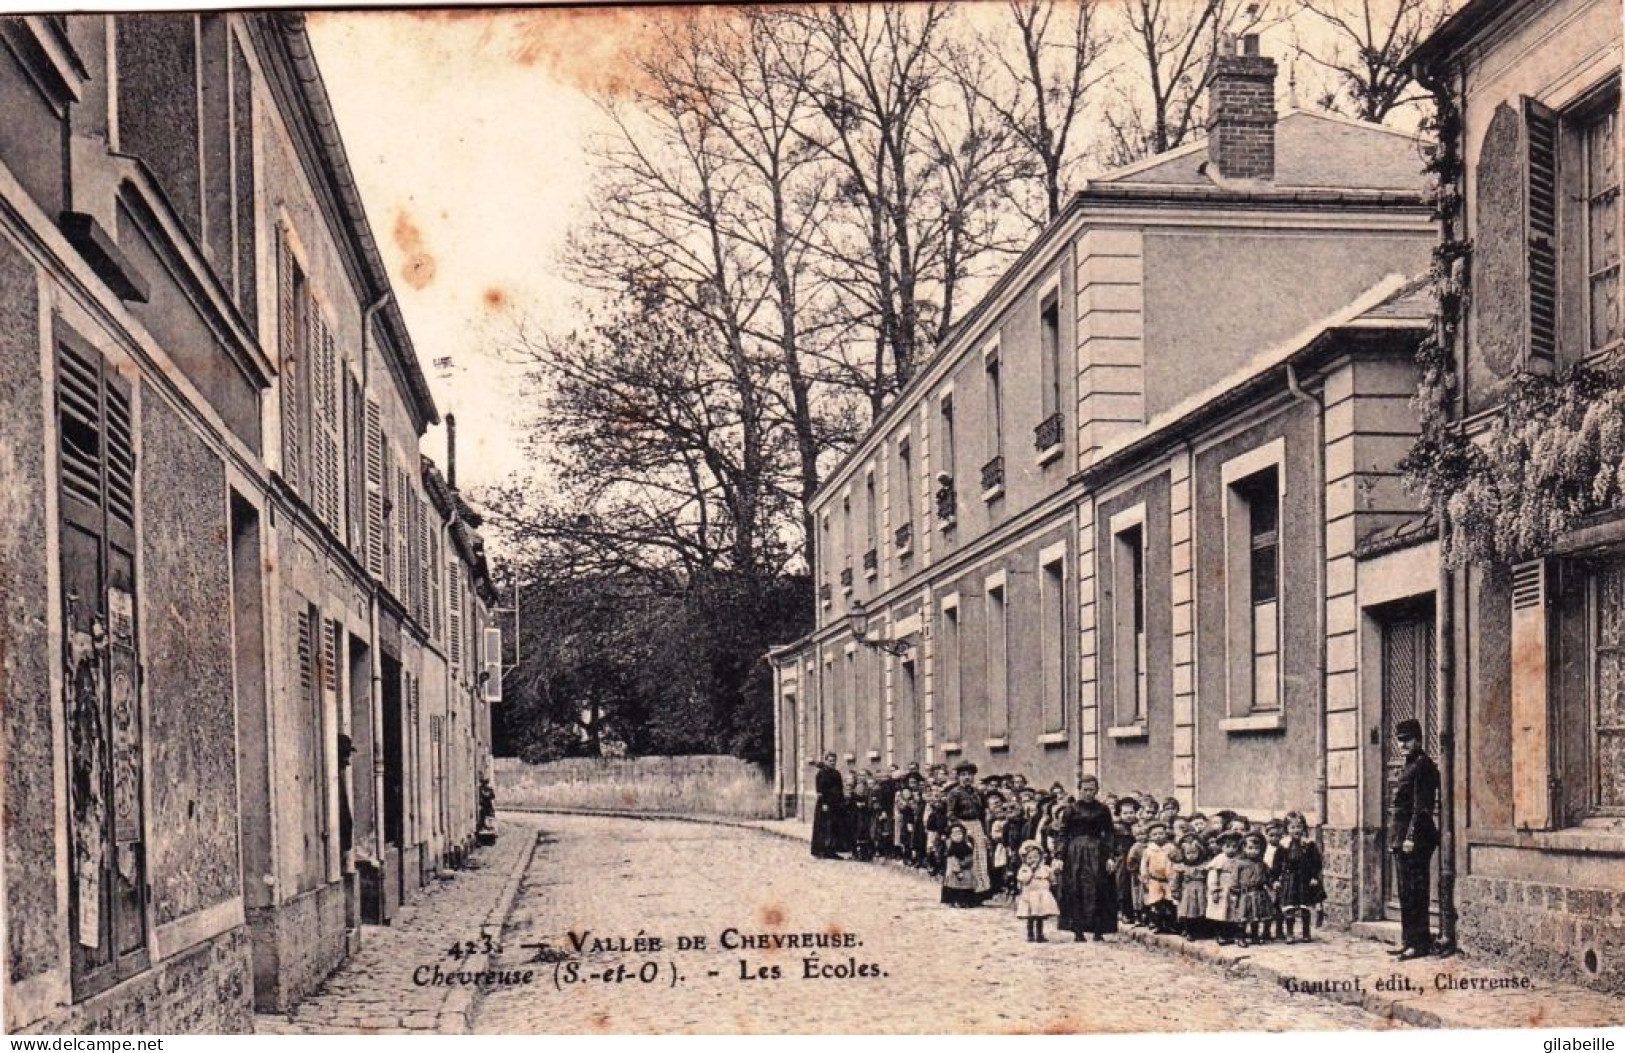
1524,96,1559,365
364,397,383,578
297,607,315,695
278,234,303,490
1510,559,1552,829
449,564,463,673
483,627,503,703
319,320,342,529
416,493,430,625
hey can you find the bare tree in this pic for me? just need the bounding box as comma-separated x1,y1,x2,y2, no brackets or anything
951,0,1112,225
1289,0,1455,124
1100,0,1274,167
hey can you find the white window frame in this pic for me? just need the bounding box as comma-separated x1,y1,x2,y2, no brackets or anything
1219,438,1287,732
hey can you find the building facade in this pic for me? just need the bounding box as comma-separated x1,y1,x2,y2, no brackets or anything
771,39,1439,929
0,13,500,1033
1414,0,1625,994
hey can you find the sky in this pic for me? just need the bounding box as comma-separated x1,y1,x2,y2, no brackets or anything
308,8,666,490
306,3,1427,496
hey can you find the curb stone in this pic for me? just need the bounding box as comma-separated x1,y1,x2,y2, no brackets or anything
436,820,543,1034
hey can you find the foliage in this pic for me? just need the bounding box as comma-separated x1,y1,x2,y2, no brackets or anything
1402,91,1625,566
1288,0,1456,124
1426,366,1625,567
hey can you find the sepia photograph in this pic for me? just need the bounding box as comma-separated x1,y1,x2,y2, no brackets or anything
0,0,1623,1039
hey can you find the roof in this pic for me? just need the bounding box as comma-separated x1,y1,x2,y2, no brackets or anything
1101,109,1428,194
1410,0,1520,72
256,13,440,430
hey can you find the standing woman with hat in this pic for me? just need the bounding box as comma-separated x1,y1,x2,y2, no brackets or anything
944,761,993,901
1054,774,1118,941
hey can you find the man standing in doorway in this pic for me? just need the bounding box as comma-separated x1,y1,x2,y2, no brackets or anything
1390,718,1439,960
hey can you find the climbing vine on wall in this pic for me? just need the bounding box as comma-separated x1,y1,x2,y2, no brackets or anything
1400,94,1625,567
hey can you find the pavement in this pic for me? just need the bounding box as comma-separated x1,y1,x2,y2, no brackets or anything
750,815,1625,1031
255,818,539,1035
252,810,1624,1034
475,813,1399,1033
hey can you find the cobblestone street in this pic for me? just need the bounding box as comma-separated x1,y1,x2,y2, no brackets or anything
475,814,1397,1034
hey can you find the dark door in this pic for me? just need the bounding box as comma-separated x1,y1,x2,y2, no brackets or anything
901,658,921,766
381,656,404,851
1380,598,1440,917
57,335,148,998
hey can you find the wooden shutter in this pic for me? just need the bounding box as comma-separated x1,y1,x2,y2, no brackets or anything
1525,96,1559,364
318,320,341,529
1510,559,1552,829
449,564,463,672
364,396,383,578
278,234,303,491
483,627,503,703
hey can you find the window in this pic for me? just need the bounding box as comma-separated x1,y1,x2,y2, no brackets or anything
985,354,1002,454
1041,290,1061,419
1220,440,1285,726
940,596,961,745
938,393,957,525
1118,524,1147,724
864,469,877,577
1041,550,1067,735
985,574,1009,743
1583,102,1621,356
1590,558,1625,813
982,350,1005,498
896,436,914,553
1242,472,1281,711
56,332,148,996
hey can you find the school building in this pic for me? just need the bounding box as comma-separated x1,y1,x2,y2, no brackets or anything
770,36,1446,941
0,13,501,1033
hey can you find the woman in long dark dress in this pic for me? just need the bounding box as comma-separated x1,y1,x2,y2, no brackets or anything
1054,775,1118,941
810,754,846,859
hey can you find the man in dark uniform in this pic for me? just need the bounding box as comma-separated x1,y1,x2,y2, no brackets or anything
1390,718,1440,959
810,753,846,859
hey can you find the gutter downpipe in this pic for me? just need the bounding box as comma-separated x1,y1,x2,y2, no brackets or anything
1415,56,1462,958
1286,362,1329,833
362,292,390,875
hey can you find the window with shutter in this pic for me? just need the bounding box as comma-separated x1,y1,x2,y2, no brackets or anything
318,319,341,530
1524,97,1559,364
483,627,503,703
1592,558,1625,814
278,233,305,491
449,563,463,672
1510,560,1552,829
364,396,383,578
1582,102,1621,356
56,331,149,996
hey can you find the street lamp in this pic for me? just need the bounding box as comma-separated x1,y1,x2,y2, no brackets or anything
846,599,912,657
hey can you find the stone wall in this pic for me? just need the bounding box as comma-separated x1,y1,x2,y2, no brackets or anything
0,232,56,986
141,393,242,926
1459,876,1625,996
246,880,348,1012
18,927,253,1034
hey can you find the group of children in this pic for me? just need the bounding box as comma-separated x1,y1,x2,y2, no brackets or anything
1105,796,1328,947
829,766,1326,947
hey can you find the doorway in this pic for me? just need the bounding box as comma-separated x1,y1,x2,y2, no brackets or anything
1378,597,1440,918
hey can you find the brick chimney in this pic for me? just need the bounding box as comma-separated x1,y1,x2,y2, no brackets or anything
1206,34,1277,182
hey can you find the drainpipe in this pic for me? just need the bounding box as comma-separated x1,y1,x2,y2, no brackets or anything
1415,56,1461,958
1286,362,1329,832
362,292,390,873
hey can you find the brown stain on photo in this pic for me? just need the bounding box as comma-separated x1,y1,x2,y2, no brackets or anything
392,210,437,291
759,904,785,927
483,286,510,312
371,6,716,100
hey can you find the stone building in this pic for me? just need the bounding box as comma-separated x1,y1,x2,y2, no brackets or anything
770,39,1438,923
0,13,499,1033
1413,0,1625,994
